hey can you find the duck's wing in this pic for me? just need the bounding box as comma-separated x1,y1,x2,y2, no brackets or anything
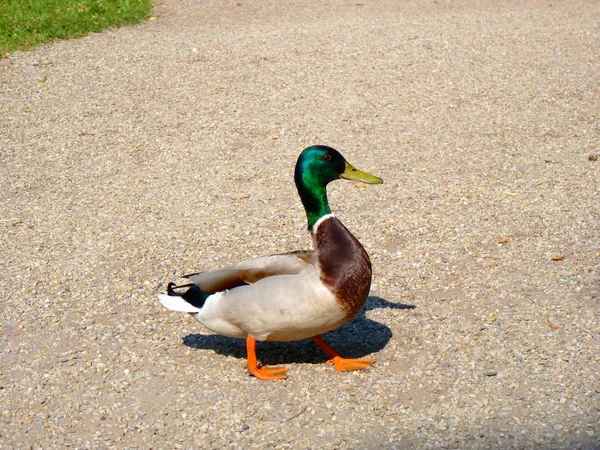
184,250,315,292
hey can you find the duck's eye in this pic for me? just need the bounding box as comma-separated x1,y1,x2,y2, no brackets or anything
321,154,332,162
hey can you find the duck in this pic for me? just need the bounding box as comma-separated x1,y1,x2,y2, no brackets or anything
158,145,383,380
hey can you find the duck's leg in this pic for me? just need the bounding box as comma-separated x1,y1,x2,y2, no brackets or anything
311,335,375,372
246,337,288,380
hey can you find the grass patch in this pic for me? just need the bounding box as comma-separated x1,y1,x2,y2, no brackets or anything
0,0,153,56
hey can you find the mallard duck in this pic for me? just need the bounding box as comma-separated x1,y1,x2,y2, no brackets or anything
158,145,383,380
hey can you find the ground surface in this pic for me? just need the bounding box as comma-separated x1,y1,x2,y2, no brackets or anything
1,1,599,449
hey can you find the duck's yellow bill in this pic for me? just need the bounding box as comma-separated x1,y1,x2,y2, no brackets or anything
340,162,383,184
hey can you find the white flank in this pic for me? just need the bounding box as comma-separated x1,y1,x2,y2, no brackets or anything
312,213,335,234
158,293,201,313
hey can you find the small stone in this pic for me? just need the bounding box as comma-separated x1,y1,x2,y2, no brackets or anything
484,371,498,377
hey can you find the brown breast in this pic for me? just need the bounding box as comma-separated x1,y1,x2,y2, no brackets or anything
314,216,372,318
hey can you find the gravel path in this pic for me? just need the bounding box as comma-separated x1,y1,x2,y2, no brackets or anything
1,1,599,448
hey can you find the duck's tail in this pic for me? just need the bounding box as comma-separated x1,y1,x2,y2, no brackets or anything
158,282,210,313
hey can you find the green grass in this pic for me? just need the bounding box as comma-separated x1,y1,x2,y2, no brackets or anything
0,0,153,56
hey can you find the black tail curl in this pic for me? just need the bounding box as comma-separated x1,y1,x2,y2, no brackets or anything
167,282,209,309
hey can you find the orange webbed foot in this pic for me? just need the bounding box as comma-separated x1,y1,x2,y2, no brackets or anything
248,364,288,381
246,336,288,381
311,335,375,372
326,356,376,372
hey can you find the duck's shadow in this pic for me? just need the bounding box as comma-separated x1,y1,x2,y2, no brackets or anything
182,296,414,365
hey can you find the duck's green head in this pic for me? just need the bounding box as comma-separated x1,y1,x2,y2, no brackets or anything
294,145,383,228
